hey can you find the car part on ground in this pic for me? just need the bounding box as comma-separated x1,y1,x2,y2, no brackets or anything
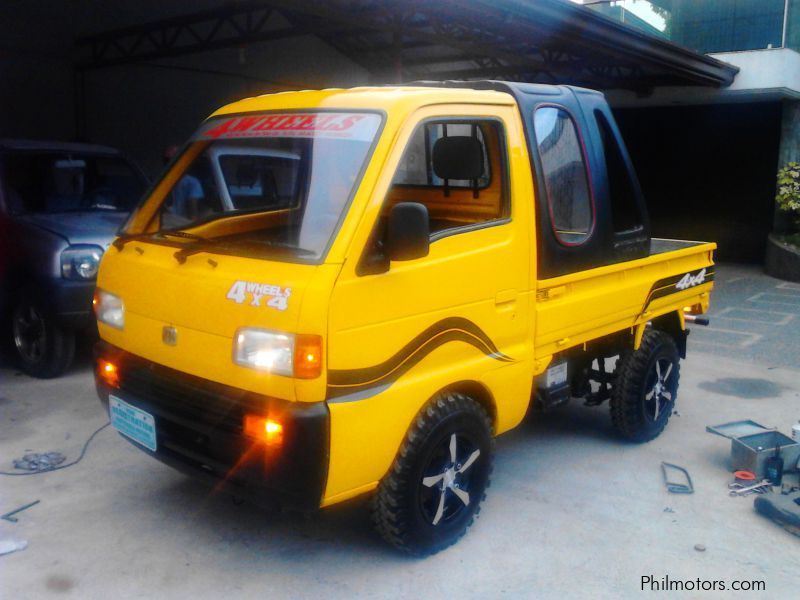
754,492,800,538
729,480,771,496
661,462,694,494
1,500,40,523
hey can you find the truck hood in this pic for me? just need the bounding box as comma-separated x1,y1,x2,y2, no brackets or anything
22,211,128,248
96,240,324,400
99,240,315,337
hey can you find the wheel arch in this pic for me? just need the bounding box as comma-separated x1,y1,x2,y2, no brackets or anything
650,311,687,359
439,380,497,431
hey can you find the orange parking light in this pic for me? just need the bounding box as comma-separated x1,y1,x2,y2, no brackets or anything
244,415,284,447
97,359,119,388
294,334,322,379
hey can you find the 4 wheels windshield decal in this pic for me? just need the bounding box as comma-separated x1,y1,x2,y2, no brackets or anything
199,112,377,141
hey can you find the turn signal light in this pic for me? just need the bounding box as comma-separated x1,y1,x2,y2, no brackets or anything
682,304,703,315
97,359,119,388
294,334,323,379
244,415,284,447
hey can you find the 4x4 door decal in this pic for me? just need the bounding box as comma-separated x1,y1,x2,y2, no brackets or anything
327,317,512,402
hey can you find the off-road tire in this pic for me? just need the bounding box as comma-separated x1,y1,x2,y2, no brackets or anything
371,391,494,556
11,298,75,378
610,329,680,443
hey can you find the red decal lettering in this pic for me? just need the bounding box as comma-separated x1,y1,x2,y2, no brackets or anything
203,118,237,138
295,115,317,130
331,115,364,131
230,116,265,133
251,115,287,131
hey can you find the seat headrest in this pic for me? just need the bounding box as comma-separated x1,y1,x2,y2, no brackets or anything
432,136,484,181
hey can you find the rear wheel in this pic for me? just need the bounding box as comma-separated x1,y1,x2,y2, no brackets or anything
610,329,679,442
371,391,493,556
11,299,75,378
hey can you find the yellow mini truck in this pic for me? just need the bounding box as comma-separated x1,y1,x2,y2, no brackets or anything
93,82,714,555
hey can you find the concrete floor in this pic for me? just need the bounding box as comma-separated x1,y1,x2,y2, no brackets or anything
1,264,798,599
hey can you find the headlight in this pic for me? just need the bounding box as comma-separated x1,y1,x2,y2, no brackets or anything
233,329,322,378
233,329,295,376
93,289,124,329
61,245,103,280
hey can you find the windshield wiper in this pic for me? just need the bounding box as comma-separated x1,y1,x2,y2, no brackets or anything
112,232,151,251
157,230,209,242
112,229,208,252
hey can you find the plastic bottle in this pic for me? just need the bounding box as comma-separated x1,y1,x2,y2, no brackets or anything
765,445,784,486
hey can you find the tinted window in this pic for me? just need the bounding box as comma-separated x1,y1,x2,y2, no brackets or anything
533,107,593,245
595,110,642,233
3,153,144,215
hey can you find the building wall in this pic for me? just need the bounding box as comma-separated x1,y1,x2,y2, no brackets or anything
1,28,369,177
614,102,783,262
83,32,370,177
0,55,77,141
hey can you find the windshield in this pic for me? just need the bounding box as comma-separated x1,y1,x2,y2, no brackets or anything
2,152,144,215
154,111,382,262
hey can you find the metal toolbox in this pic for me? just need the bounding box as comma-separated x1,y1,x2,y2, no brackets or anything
707,420,800,477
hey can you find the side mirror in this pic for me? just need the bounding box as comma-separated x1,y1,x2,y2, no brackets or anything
385,202,430,262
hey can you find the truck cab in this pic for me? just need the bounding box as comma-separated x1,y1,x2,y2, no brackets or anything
94,83,714,555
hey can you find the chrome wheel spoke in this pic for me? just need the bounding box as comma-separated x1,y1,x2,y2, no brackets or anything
432,490,446,526
422,473,445,488
457,449,480,474
645,387,656,401
449,433,457,464
662,363,673,384
655,360,662,380
451,486,470,507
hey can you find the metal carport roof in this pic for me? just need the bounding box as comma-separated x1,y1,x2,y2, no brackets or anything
76,0,738,93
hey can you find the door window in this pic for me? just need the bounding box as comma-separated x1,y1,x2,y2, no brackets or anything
387,119,508,238
533,107,594,246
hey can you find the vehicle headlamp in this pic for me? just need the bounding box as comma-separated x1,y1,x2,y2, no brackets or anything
61,245,103,280
93,289,124,329
233,329,294,376
233,329,322,378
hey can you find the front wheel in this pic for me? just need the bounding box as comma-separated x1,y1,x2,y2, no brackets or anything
372,391,494,556
11,299,75,378
610,329,680,442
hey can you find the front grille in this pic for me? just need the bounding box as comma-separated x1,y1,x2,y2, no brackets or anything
118,358,267,434
97,341,330,510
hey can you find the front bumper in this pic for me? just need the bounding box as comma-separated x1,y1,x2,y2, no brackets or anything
95,341,330,511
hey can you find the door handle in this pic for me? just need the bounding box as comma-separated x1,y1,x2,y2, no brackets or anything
495,289,517,306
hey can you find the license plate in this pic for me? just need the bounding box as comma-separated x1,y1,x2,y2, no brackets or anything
109,395,157,451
